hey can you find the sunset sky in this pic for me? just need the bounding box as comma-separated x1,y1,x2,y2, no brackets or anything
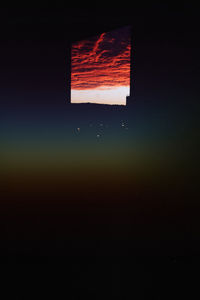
71,26,131,105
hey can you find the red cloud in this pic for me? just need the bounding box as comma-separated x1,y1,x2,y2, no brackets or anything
71,27,131,90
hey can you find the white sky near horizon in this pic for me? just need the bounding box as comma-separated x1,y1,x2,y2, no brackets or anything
71,86,129,105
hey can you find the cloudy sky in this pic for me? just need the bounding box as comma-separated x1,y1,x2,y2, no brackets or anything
71,26,131,105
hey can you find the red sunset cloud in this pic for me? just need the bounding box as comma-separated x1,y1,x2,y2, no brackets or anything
71,26,131,90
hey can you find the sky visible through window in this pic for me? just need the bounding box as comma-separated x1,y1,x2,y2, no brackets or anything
71,26,131,105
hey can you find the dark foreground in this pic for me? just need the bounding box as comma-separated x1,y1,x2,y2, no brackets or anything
1,104,199,298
